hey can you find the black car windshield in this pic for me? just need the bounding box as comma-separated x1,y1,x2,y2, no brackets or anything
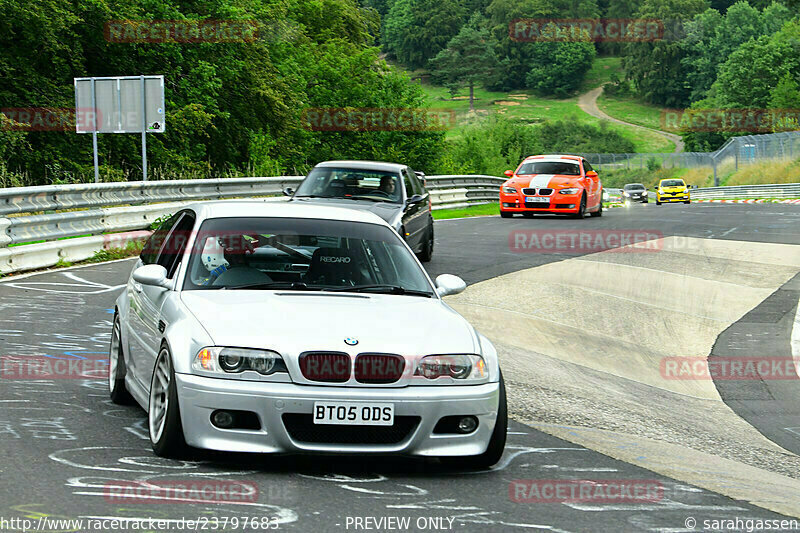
294,167,403,203
183,217,433,295
624,183,645,190
516,161,581,176
660,180,685,187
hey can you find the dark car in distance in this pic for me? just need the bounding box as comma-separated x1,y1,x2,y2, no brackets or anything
285,160,435,262
622,183,648,204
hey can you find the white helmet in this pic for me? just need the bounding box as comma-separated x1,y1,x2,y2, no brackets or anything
201,237,228,272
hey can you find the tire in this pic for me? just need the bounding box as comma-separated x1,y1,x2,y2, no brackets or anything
441,372,507,470
572,194,586,219
109,315,134,405
684,200,691,204
500,211,513,218
656,200,661,205
417,224,434,263
590,197,603,217
149,345,188,458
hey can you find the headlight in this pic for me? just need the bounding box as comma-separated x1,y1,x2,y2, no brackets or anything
623,191,630,196
193,347,287,376
502,187,517,194
414,354,486,381
559,188,580,195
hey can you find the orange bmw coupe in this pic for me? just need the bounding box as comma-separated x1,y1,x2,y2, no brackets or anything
499,155,603,219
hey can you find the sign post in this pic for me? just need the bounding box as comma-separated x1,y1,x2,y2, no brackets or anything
74,75,165,182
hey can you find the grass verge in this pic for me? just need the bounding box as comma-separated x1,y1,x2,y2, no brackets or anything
432,203,499,219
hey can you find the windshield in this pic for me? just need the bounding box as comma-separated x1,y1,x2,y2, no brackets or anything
624,183,645,190
516,161,581,176
183,217,433,295
294,167,403,203
660,180,685,187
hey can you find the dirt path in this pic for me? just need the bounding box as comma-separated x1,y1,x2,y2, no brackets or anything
578,86,684,153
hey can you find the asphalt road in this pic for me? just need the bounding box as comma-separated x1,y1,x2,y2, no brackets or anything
1,202,799,532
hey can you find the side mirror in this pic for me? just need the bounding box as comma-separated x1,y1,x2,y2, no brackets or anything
504,170,514,177
282,187,295,197
132,264,172,289
407,194,424,205
434,274,466,297
586,171,598,178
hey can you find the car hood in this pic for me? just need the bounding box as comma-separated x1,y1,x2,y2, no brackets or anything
660,186,687,192
509,174,583,189
289,197,400,224
180,291,478,356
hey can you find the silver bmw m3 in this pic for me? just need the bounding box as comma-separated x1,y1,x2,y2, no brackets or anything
110,201,506,468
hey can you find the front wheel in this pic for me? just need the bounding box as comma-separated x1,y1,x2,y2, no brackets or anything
500,211,513,218
590,198,603,217
572,194,586,219
417,224,434,263
441,372,507,470
149,346,188,458
109,315,133,405
684,200,691,204
656,200,661,205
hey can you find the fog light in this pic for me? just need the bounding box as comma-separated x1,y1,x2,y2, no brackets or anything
457,416,478,433
211,410,235,429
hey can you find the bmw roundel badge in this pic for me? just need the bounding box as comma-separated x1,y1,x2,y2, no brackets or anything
344,337,359,346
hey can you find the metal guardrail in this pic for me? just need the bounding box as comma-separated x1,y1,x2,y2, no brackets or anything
0,175,501,247
0,176,304,217
0,175,503,274
690,182,800,199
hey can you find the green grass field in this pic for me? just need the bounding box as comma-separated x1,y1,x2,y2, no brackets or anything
596,92,666,130
419,56,676,154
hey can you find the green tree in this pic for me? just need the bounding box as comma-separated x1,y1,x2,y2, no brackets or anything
622,0,709,106
429,16,498,111
383,0,467,68
681,2,791,103
484,0,599,93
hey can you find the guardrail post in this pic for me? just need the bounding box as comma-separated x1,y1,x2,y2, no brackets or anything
0,218,10,247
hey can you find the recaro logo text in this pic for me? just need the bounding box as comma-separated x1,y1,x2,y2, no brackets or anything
320,256,351,263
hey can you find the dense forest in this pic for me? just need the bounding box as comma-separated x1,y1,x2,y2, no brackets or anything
0,0,798,184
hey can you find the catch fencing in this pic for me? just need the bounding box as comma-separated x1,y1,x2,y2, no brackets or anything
580,131,800,186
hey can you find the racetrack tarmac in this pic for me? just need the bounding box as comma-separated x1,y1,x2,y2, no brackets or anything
1,202,800,531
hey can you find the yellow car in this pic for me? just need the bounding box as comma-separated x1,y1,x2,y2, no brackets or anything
655,179,690,205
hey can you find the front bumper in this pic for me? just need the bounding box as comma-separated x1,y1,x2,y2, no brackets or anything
500,192,580,213
624,194,648,202
657,193,690,202
175,373,500,456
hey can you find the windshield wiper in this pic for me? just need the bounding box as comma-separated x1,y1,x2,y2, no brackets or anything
294,194,334,199
343,195,386,202
327,285,432,297
224,281,321,291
